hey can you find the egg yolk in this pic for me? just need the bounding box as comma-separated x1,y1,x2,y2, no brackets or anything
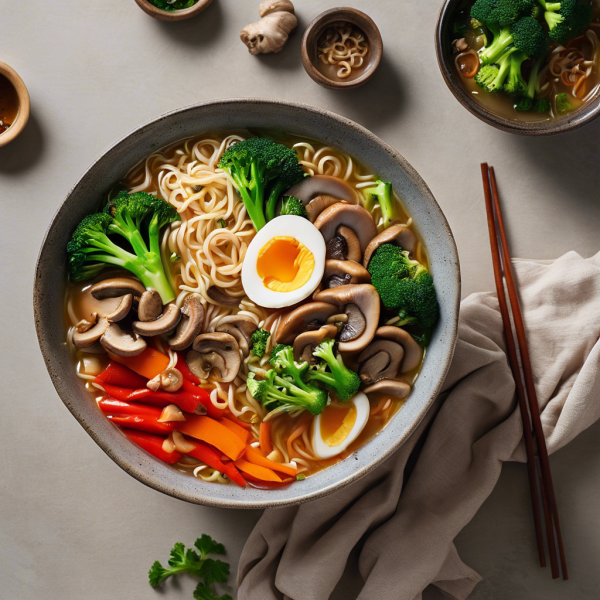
256,236,315,293
320,403,357,447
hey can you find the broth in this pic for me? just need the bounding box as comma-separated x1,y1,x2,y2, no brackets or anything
0,74,19,135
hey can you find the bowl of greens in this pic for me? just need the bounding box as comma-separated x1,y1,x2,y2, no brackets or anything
134,0,213,21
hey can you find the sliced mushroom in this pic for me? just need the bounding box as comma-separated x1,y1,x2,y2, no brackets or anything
158,404,186,423
72,317,110,348
275,302,338,345
132,304,181,337
326,235,347,261
314,285,380,352
358,340,404,385
168,296,205,351
339,304,366,342
100,323,147,357
293,324,338,363
314,203,377,254
305,195,343,222
106,294,133,323
207,286,240,307
161,368,184,392
285,175,359,206
216,315,258,357
323,260,371,289
375,326,424,373
337,226,362,263
188,332,241,382
363,379,411,398
90,277,145,300
138,289,162,322
75,314,98,333
363,225,418,268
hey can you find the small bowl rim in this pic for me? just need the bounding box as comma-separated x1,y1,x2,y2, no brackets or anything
0,61,30,148
133,0,213,22
301,7,383,90
435,0,600,136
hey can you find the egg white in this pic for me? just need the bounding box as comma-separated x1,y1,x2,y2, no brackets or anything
242,216,326,309
312,392,370,459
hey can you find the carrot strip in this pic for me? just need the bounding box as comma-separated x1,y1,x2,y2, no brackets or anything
259,421,273,455
177,416,246,461
235,458,282,482
108,348,169,380
246,445,296,477
219,417,252,443
287,418,310,460
224,411,252,430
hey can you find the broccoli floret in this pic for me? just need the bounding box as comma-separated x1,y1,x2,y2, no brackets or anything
217,138,305,231
250,328,270,357
479,16,548,64
515,96,534,110
270,344,326,403
306,339,361,402
67,191,180,303
280,196,308,218
471,0,501,28
541,0,592,44
368,243,440,329
526,54,545,99
247,371,327,416
475,48,517,92
534,98,551,112
556,92,575,113
452,19,468,36
504,51,529,95
362,179,397,228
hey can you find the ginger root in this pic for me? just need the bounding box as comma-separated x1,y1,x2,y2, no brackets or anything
240,0,297,55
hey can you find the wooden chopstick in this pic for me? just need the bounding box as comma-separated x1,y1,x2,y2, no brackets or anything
481,163,568,579
488,166,568,581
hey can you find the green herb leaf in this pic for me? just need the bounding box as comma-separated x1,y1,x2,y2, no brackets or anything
195,534,226,558
193,583,233,600
296,474,306,481
148,561,169,588
200,559,230,585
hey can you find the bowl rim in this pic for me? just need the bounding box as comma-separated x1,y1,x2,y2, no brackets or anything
34,98,460,509
434,0,600,136
301,7,383,90
133,0,213,22
0,61,30,148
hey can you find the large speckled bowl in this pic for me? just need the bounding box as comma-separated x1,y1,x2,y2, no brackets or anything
34,99,460,509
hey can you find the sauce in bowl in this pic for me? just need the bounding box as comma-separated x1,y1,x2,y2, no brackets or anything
0,74,19,135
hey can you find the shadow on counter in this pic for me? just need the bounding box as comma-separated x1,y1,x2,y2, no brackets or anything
0,111,45,174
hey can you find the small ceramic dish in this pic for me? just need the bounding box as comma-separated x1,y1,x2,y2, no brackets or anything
302,8,383,90
435,0,600,135
0,62,30,148
133,0,212,22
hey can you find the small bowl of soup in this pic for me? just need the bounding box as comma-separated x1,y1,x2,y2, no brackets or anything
133,0,212,21
302,8,383,90
0,62,30,148
436,0,600,135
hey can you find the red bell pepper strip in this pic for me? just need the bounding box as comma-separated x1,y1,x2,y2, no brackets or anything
96,362,148,389
121,428,183,464
98,398,162,419
176,352,200,384
108,414,175,435
186,440,247,488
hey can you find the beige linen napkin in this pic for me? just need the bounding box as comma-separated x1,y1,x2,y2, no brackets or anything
237,251,600,600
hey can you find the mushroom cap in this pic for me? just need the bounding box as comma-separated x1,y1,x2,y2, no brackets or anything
189,332,241,382
132,304,181,337
314,284,380,352
363,379,411,398
72,317,110,348
314,203,377,254
293,324,338,363
100,323,147,357
323,260,371,289
275,302,338,345
337,225,362,263
358,340,404,385
207,286,240,307
168,296,205,352
105,294,133,323
305,195,343,223
138,289,163,322
90,277,145,300
363,225,418,268
285,175,358,206
338,303,366,343
375,326,424,373
216,314,258,357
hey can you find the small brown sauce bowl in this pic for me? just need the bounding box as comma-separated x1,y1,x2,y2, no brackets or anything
133,0,213,22
0,62,30,148
302,8,383,91
435,0,600,135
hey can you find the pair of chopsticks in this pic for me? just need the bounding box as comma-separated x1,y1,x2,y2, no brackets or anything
480,164,567,580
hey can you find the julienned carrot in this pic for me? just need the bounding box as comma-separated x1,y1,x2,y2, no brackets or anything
108,414,175,436
245,445,297,477
108,348,170,380
121,428,182,464
177,416,246,461
97,362,148,389
219,417,252,443
98,398,162,418
186,440,247,487
259,421,273,455
225,411,252,430
176,352,200,384
235,459,282,482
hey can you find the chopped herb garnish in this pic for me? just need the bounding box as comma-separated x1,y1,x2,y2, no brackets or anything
148,0,199,11
170,252,181,263
217,219,227,228
296,474,306,481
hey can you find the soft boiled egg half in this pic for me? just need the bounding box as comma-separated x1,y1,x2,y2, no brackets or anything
242,216,326,309
312,393,370,459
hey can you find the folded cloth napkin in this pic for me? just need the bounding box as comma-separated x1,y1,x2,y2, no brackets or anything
237,251,600,600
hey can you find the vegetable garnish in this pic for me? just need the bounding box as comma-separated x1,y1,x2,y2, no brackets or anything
148,0,199,11
148,535,232,600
